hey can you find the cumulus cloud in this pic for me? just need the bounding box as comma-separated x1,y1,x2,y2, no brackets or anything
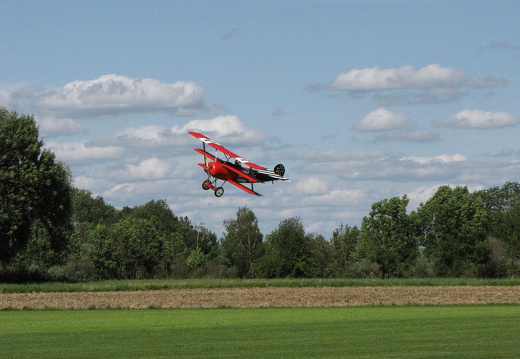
354,108,412,131
435,110,520,129
35,74,208,117
304,149,468,183
172,115,268,144
295,177,328,195
329,64,505,91
37,116,87,137
125,158,172,180
400,154,467,164
114,125,179,148
302,189,367,207
46,141,125,164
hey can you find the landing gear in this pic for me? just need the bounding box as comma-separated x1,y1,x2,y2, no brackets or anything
214,187,224,197
202,178,225,197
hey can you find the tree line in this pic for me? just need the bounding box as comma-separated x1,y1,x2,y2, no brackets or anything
2,108,520,282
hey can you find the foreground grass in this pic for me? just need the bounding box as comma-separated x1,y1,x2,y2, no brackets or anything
2,277,520,294
1,306,519,358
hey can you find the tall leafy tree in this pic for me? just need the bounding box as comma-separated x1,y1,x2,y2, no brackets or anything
330,224,360,276
477,182,520,276
221,207,264,277
120,199,178,236
90,218,162,279
415,186,490,277
261,217,311,278
306,233,332,277
0,108,72,266
359,195,418,278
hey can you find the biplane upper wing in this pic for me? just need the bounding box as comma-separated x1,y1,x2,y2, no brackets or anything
188,131,265,170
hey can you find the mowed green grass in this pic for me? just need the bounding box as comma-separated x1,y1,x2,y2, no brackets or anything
1,306,519,359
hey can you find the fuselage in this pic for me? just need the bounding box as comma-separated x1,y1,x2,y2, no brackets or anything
207,161,239,181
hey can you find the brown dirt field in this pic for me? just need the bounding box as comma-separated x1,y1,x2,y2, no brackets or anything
1,286,520,310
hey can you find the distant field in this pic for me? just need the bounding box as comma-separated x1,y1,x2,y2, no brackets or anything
2,278,519,310
1,306,519,359
2,285,520,310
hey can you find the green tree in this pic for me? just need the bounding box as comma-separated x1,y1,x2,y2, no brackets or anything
261,217,311,278
415,186,490,277
330,224,360,276
72,189,117,234
306,233,332,277
477,182,520,276
0,108,72,267
221,207,264,278
90,218,162,279
359,195,418,278
119,199,178,236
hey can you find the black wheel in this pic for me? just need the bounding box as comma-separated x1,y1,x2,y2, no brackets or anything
202,180,211,190
214,187,224,197
274,164,285,177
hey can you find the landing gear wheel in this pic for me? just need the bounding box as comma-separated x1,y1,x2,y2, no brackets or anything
202,180,211,190
214,187,224,197
274,164,285,177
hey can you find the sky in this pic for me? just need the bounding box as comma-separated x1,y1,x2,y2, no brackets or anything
1,0,520,237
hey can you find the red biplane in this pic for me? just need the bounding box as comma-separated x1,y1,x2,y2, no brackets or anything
189,131,289,197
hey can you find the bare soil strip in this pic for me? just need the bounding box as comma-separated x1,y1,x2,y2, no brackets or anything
1,286,519,310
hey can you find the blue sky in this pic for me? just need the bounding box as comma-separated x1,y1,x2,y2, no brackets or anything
2,0,520,236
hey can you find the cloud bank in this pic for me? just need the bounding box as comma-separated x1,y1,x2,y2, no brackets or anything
435,110,520,129
35,74,209,117
329,64,506,91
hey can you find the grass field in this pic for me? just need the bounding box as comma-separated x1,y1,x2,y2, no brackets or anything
1,306,520,358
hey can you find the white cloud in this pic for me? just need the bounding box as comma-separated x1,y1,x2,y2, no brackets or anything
326,64,506,106
304,149,467,182
295,177,328,195
302,189,367,207
330,64,466,91
400,154,467,164
435,110,520,129
47,141,125,163
125,158,172,180
37,116,87,137
36,74,207,117
0,89,14,108
354,108,412,131
173,115,268,144
114,125,180,148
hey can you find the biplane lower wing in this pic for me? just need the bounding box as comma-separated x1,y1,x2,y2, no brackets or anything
228,180,262,196
222,163,258,183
